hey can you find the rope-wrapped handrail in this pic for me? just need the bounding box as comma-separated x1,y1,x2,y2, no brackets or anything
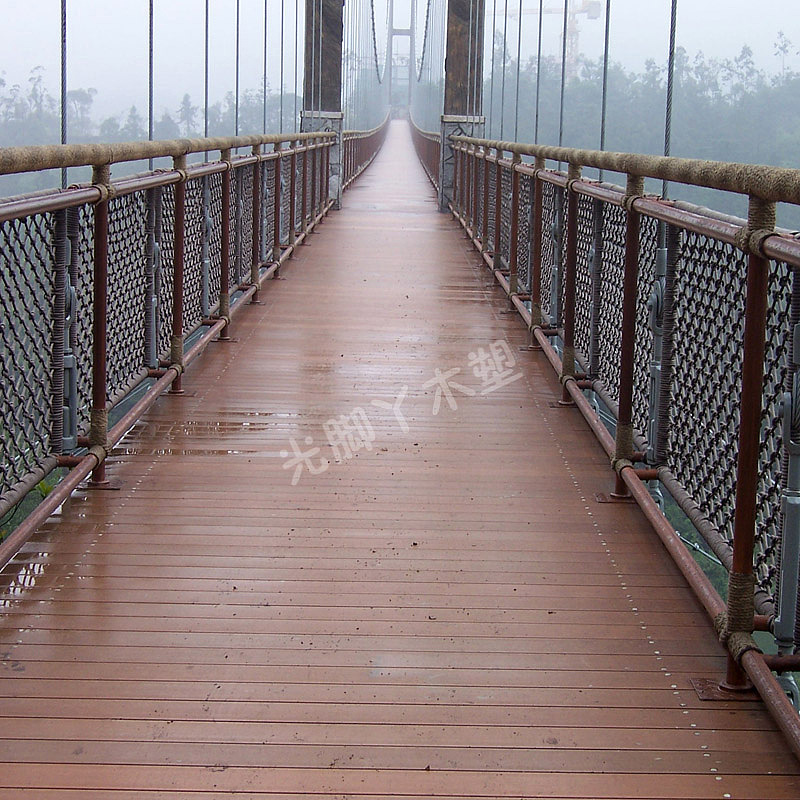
408,115,440,143
343,113,391,141
452,135,800,205
0,131,336,177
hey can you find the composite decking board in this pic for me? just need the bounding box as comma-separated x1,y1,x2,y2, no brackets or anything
0,121,798,797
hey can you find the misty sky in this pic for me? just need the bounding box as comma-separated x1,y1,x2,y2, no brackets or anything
0,0,797,122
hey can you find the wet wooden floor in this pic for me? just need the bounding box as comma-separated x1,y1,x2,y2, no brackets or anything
1,121,799,798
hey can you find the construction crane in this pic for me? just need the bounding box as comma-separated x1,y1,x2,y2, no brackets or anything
493,1,603,77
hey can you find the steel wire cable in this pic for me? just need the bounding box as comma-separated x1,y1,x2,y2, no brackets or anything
499,0,509,138
663,0,678,198
599,0,611,180
534,0,543,142
61,0,67,187
513,0,523,140
235,0,241,136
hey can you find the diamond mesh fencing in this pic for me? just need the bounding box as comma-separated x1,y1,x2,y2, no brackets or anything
498,163,511,268
183,177,206,329
207,173,224,312
486,161,496,254
539,181,558,324
0,213,55,498
264,159,277,260
158,185,177,359
574,194,596,364
68,206,94,434
280,157,293,243
106,192,149,399
517,173,532,293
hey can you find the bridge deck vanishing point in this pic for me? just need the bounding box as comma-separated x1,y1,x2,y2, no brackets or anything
1,121,799,799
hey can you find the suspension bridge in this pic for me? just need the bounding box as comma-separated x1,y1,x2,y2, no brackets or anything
2,1,800,797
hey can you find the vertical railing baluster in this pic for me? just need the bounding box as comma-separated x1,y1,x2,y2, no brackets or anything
251,145,262,302
612,174,644,497
301,144,309,234
220,148,232,339
724,197,775,689
560,164,581,403
170,155,187,394
289,141,297,246
273,143,283,263
481,150,490,253
310,138,318,222
472,145,479,238
493,148,502,269
530,157,544,334
89,165,110,485
508,154,521,295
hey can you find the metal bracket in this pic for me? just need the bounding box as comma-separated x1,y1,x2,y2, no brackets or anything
690,677,758,701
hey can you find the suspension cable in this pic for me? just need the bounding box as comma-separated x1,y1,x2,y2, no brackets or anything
204,0,210,137
60,0,67,187
292,0,300,133
513,0,523,140
280,0,285,132
558,0,569,159
534,0,543,143
266,0,272,134
488,0,497,137
499,0,509,138
663,0,678,198
599,0,610,180
235,0,240,136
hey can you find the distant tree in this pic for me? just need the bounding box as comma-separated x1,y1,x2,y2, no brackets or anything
98,115,122,141
66,87,97,141
121,105,145,140
176,93,198,136
775,31,792,78
154,110,180,140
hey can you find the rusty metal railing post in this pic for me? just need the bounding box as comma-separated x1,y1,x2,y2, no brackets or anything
323,140,330,212
560,163,582,403
301,144,309,234
169,154,187,394
289,141,297,246
250,145,262,303
465,144,473,228
89,164,111,485
722,197,775,689
611,174,644,497
310,139,318,221
509,153,521,296
530,157,545,341
272,143,283,263
481,148,490,252
472,145,480,238
219,148,233,339
493,148,503,269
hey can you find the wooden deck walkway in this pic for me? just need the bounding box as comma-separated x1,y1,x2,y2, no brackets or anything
1,120,799,798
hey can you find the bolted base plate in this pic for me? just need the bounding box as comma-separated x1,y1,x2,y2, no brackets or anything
690,677,758,701
595,492,636,504
85,477,123,491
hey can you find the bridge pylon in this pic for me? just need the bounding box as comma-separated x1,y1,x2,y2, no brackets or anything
302,0,345,208
439,0,485,211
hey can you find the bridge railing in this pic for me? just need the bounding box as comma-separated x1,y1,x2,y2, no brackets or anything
0,130,336,555
448,134,800,748
342,116,391,191
408,118,441,192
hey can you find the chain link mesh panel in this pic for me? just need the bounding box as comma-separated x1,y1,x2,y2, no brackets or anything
280,157,292,243
499,164,511,268
517,173,531,292
183,178,206,330
539,181,557,323
158,185,176,359
73,206,94,432
264,160,276,261
0,213,55,498
106,192,148,399
207,173,223,312
574,195,595,363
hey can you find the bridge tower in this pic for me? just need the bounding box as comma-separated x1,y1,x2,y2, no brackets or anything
302,0,345,207
439,0,485,210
